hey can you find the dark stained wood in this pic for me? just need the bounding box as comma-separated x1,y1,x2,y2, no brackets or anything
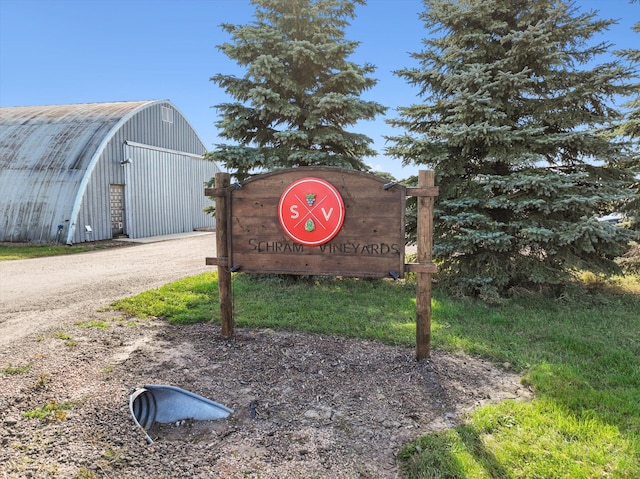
204,187,227,197
233,166,403,195
404,263,437,274
228,168,406,278
231,196,403,219
205,257,228,266
230,251,403,278
215,172,233,338
405,186,439,197
415,170,435,360
231,234,404,254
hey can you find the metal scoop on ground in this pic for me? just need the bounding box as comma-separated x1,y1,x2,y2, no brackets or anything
129,384,233,444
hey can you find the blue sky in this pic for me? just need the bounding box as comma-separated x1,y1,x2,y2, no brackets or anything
1,0,637,179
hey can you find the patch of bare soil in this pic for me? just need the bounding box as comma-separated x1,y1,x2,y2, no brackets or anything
0,317,532,479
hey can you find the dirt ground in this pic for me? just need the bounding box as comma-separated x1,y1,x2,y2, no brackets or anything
0,234,532,478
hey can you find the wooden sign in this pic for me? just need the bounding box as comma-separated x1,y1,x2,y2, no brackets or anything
225,168,406,278
206,167,438,360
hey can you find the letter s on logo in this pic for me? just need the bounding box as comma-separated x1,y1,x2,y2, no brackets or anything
289,204,299,219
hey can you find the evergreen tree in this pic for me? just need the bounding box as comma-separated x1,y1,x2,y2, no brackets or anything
616,1,640,140
613,2,640,228
207,0,386,181
386,0,638,299
614,0,640,272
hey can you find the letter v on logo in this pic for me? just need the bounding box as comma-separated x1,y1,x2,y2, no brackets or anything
321,207,333,221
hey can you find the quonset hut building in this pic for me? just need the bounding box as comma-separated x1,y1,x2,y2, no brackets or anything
0,100,220,244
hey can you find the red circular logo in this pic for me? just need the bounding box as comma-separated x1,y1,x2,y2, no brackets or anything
278,177,345,246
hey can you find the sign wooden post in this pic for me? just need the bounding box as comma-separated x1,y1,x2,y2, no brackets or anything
416,170,434,360
214,172,233,337
206,167,437,359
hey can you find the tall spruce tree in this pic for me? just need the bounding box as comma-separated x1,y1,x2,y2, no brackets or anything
208,0,386,181
614,2,640,228
614,1,640,272
618,0,640,142
387,0,638,298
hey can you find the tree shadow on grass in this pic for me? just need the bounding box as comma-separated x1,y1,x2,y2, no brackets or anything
456,424,511,478
399,425,511,479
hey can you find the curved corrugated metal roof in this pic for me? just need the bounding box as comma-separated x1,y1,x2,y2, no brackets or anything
0,101,155,171
0,101,167,242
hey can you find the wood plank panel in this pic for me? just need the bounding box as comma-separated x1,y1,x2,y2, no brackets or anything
230,219,404,239
231,196,403,218
228,252,403,278
234,167,404,199
228,168,406,278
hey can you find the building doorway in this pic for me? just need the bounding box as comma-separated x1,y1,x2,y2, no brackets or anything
110,184,125,237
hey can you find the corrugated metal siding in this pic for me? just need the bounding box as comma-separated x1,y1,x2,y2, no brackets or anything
0,101,220,244
122,143,216,239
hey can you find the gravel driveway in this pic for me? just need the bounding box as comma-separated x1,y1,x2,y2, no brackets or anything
0,233,214,347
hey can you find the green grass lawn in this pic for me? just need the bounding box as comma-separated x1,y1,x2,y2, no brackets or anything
112,272,640,478
0,244,91,260
0,242,137,260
